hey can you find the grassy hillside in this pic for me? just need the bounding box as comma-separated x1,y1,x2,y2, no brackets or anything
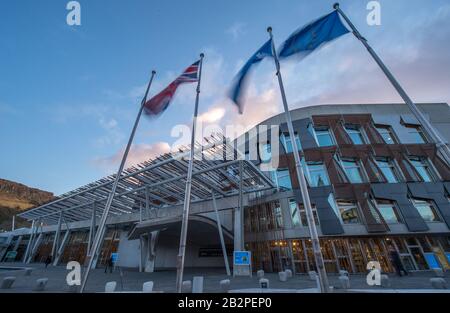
0,178,54,232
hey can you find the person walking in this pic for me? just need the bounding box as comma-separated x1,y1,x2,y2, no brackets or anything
104,255,114,274
44,255,52,268
388,246,408,276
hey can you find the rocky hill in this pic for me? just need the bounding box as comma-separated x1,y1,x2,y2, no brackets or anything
0,178,54,231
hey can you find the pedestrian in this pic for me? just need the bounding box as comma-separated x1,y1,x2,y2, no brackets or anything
105,255,114,274
388,246,408,276
45,255,52,268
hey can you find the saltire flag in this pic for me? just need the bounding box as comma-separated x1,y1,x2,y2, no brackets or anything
144,60,200,116
278,10,349,59
229,39,273,114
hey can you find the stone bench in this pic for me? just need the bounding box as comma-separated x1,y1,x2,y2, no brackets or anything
259,278,269,289
430,278,447,289
33,278,48,292
308,271,318,281
1,277,16,289
192,276,204,293
278,271,288,282
338,276,350,289
182,280,192,293
220,279,230,293
285,269,293,279
143,281,154,293
256,270,264,279
104,281,117,293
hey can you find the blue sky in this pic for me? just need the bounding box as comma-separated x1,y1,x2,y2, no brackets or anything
1,0,450,195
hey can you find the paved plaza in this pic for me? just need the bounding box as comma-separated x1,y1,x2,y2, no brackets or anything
0,262,449,293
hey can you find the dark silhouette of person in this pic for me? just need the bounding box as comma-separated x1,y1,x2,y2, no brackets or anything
105,255,114,274
388,246,408,276
45,255,52,268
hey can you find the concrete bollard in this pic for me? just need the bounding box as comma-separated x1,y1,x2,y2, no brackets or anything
259,278,269,289
308,271,318,281
430,278,447,289
285,269,293,279
380,274,391,288
338,276,350,289
278,271,288,282
433,268,445,278
182,280,192,293
24,268,33,276
1,277,16,289
104,281,117,293
220,279,230,293
192,276,204,293
256,270,264,279
33,278,49,292
339,270,349,277
143,281,154,293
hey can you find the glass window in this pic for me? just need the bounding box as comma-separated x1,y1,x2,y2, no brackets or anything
274,205,283,229
270,169,292,190
409,157,435,182
327,193,342,220
404,124,428,143
290,199,319,227
314,126,335,147
376,200,402,224
412,199,441,222
289,199,301,227
259,142,271,162
375,125,397,144
341,158,365,183
375,158,399,183
337,200,360,224
305,161,330,187
344,124,367,144
280,133,301,153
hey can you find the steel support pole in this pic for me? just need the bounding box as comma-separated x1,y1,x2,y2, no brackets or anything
211,191,231,276
79,70,156,293
239,160,244,250
175,53,204,293
87,202,96,258
334,3,450,166
12,215,15,232
51,211,63,259
267,27,330,293
23,220,36,263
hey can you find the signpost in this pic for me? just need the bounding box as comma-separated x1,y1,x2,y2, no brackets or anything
233,251,252,277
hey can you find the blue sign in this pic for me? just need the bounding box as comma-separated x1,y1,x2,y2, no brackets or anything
446,252,450,264
234,251,251,265
111,253,119,263
424,253,440,269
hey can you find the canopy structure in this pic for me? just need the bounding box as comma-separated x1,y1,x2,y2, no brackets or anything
18,135,275,225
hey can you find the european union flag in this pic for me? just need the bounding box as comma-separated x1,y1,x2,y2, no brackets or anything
278,11,349,60
229,39,273,114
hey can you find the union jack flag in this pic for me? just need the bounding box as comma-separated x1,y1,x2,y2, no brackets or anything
144,60,200,116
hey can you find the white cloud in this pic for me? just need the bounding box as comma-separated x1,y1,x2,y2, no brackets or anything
226,22,246,40
198,107,226,123
92,141,171,173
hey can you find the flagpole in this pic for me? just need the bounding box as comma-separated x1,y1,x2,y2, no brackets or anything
334,3,450,165
175,53,204,293
79,70,156,293
267,27,330,293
